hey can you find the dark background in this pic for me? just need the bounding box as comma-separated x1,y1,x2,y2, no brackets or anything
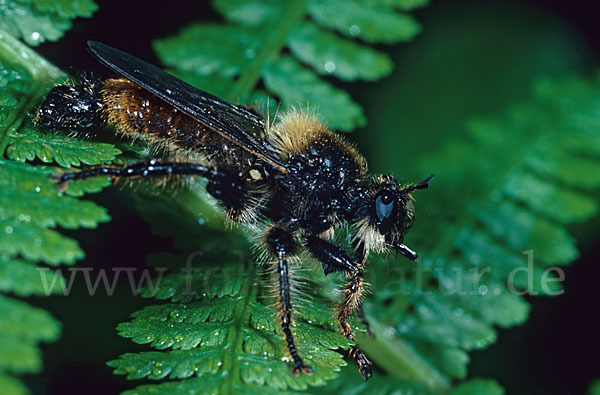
30,1,600,394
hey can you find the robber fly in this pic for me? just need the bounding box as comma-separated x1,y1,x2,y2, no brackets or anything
36,41,434,380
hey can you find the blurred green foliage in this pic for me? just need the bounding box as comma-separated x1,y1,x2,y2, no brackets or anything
359,1,592,174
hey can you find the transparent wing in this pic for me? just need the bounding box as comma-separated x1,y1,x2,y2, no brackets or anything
87,41,286,172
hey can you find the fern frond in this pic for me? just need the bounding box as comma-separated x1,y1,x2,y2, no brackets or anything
0,3,121,392
0,0,96,46
0,295,61,365
154,0,424,131
109,2,428,392
315,364,504,395
589,379,600,395
109,191,353,392
0,372,28,395
347,73,600,392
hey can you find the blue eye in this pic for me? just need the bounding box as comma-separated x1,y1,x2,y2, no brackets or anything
374,190,397,232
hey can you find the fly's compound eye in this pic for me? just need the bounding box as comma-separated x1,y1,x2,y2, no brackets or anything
374,190,397,233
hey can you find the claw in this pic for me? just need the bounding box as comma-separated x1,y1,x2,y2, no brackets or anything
349,346,372,380
50,173,70,191
359,364,372,380
291,363,313,376
50,172,65,183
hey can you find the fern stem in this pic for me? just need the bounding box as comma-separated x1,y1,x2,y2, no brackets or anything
358,319,450,391
362,104,559,390
0,30,64,80
0,30,65,156
0,80,49,156
221,261,258,395
227,0,308,102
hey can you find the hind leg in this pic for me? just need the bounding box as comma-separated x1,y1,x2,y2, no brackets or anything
54,161,250,220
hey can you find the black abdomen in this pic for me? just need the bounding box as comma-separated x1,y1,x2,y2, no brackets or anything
37,81,103,132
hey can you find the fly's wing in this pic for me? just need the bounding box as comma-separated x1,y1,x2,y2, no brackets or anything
87,41,287,172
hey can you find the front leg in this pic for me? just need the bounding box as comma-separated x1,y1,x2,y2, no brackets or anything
266,227,312,376
304,235,373,380
353,242,373,337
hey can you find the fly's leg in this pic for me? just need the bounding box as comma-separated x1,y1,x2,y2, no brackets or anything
266,226,312,376
337,266,373,380
304,235,372,380
53,160,218,183
353,243,373,338
53,161,248,218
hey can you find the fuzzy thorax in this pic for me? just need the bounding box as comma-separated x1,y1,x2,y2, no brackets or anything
267,109,328,157
268,109,366,172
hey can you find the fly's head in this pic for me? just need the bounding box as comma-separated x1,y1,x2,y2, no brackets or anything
354,174,434,260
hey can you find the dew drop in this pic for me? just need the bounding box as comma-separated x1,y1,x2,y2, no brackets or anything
397,323,409,334
31,32,40,41
475,339,487,348
478,285,488,295
383,326,396,339
324,61,336,73
5,226,13,234
348,24,361,36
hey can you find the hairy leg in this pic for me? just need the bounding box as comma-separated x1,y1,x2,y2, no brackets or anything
266,227,312,375
304,235,372,380
353,243,373,337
